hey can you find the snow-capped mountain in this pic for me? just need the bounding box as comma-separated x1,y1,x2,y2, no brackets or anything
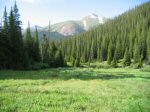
24,14,108,39
47,13,108,36
45,21,85,36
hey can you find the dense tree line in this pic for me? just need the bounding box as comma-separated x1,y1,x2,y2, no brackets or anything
1,2,150,69
0,2,66,69
59,2,150,67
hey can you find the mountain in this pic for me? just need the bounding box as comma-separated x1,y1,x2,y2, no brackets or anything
45,21,85,36
45,13,107,36
23,14,108,40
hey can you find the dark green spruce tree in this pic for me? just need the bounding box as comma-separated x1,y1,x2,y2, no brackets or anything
134,39,140,63
55,50,66,67
114,37,122,60
0,21,5,69
41,34,50,64
33,26,41,62
9,4,24,69
147,30,150,64
25,22,33,64
49,41,58,67
0,7,10,69
107,40,113,65
138,56,143,68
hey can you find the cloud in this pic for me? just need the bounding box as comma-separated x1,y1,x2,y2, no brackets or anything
16,0,65,3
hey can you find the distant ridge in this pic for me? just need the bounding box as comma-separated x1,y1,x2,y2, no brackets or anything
23,14,108,40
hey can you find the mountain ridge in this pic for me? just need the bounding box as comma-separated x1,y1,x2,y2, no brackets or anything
24,13,108,40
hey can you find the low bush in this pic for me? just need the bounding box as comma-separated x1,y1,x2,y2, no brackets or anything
33,63,50,70
24,63,50,70
141,65,150,72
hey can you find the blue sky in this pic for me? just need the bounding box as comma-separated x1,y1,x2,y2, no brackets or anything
0,0,149,28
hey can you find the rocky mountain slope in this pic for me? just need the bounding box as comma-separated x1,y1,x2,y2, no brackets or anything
24,13,108,40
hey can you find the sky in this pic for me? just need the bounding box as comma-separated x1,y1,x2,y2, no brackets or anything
0,0,149,28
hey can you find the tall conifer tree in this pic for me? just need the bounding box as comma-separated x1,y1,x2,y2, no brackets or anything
147,30,150,64
123,48,131,66
25,22,33,63
33,26,41,62
9,5,24,69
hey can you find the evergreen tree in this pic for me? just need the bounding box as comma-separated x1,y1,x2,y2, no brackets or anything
74,58,80,67
90,41,94,60
9,6,24,69
49,41,58,67
41,34,50,64
111,57,118,68
140,30,147,60
113,48,119,64
101,37,108,61
13,2,29,69
134,39,140,63
14,1,22,32
114,37,122,60
0,7,10,69
81,49,86,63
22,45,30,69
147,30,150,64
71,53,76,66
3,7,9,33
138,56,143,68
55,50,65,67
0,26,7,69
107,40,113,65
25,22,33,64
97,46,101,61
123,48,131,66
33,26,41,62
129,32,135,58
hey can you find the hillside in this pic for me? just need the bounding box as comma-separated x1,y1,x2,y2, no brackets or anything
60,1,150,66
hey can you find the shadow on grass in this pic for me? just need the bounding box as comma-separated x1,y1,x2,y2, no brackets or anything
0,68,150,80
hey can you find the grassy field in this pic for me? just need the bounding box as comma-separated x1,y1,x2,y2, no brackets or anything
0,67,150,112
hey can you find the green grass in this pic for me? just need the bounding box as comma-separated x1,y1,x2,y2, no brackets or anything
0,67,150,112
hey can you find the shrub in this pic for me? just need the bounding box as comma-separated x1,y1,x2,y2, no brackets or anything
137,57,143,68
111,57,118,68
32,63,50,70
141,66,150,72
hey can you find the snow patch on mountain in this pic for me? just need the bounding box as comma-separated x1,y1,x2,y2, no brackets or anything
83,20,87,28
98,17,103,24
89,13,98,18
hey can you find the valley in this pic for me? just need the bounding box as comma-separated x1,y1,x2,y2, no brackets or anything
0,0,150,112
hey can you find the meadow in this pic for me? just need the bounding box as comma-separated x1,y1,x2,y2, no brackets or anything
0,65,150,112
